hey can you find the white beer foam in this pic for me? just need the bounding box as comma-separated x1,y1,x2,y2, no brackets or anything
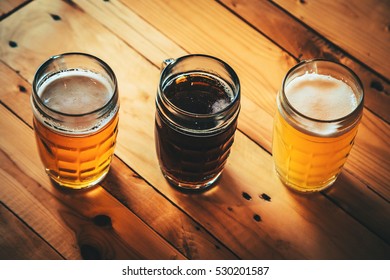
39,70,113,115
286,73,358,121
211,99,230,113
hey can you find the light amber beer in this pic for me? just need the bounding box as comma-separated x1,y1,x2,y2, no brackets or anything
272,59,364,192
31,53,119,189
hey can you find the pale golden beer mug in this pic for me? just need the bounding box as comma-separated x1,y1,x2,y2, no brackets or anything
31,53,119,189
272,59,364,192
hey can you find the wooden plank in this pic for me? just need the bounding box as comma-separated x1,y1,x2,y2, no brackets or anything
115,0,390,204
271,0,390,79
346,109,390,197
0,0,29,19
0,63,236,260
0,63,32,126
64,1,390,199
0,0,388,259
81,0,386,258
0,105,185,260
0,203,63,260
74,0,187,65
117,121,389,259
220,0,390,123
323,171,390,243
0,0,290,159
72,0,284,155
102,158,238,260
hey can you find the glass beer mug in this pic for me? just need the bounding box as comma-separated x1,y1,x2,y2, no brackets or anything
31,53,119,190
272,59,364,192
155,54,241,191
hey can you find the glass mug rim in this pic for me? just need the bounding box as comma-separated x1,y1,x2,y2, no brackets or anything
158,54,240,119
281,58,364,124
32,52,118,118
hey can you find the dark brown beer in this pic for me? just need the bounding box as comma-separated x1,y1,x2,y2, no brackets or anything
163,72,234,114
155,72,239,189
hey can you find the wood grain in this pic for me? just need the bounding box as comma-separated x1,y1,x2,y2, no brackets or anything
0,202,63,260
323,170,390,243
74,0,187,65
102,158,238,260
4,0,382,199
220,0,390,123
345,110,390,199
0,62,236,259
117,121,389,259
3,59,388,257
0,0,29,19
116,0,390,201
272,0,390,79
0,105,185,260
0,63,32,126
0,0,388,260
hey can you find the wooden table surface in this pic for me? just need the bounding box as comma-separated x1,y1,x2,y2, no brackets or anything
0,0,389,260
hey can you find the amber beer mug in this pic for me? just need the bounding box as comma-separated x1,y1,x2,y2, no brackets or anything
272,59,364,192
155,54,241,191
31,53,119,189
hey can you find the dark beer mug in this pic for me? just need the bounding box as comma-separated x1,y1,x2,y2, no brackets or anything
155,54,241,191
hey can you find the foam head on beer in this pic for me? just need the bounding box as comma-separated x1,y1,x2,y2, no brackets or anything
285,72,358,134
39,70,113,115
37,70,116,134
